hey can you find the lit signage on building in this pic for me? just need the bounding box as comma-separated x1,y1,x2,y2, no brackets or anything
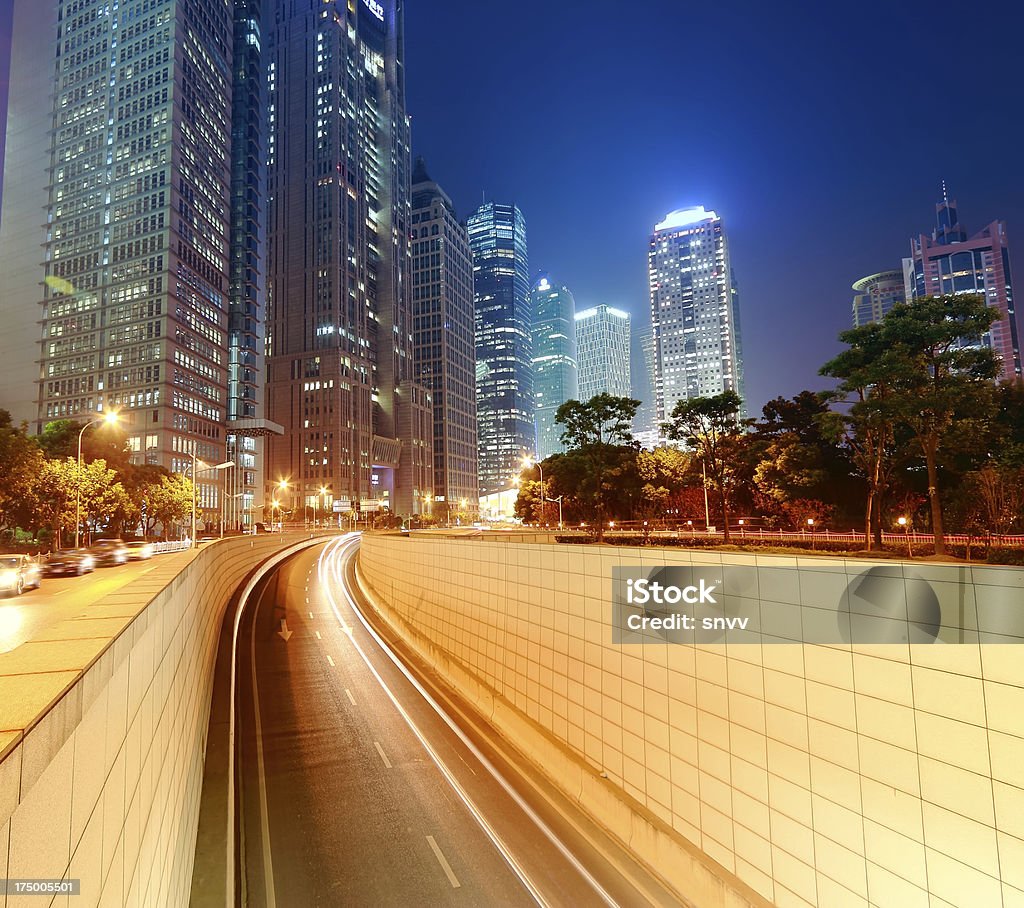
362,0,384,22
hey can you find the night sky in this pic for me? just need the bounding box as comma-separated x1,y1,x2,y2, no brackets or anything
2,0,1022,413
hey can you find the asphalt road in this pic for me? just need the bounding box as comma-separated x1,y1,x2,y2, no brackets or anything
234,536,683,908
0,555,170,654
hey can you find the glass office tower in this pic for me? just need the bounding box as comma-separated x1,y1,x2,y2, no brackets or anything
632,324,659,448
0,0,240,518
575,305,631,401
265,0,433,518
648,206,744,422
410,158,478,520
530,273,578,460
468,201,533,495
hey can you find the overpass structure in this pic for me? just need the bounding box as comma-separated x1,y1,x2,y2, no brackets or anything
1,532,1022,907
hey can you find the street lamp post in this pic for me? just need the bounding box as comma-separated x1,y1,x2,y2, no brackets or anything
276,480,289,533
898,516,912,558
75,410,119,549
189,456,234,547
548,494,564,530
807,517,815,550
523,455,546,525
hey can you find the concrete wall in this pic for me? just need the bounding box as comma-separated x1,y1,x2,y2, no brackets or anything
0,534,330,908
359,536,1024,908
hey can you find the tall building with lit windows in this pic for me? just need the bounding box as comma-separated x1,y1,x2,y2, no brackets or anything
410,157,478,519
265,0,432,518
852,270,905,327
0,0,246,519
575,305,631,400
530,273,577,460
903,192,1020,381
468,201,532,495
648,206,744,422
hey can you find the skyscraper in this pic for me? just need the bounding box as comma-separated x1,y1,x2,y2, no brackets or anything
530,273,578,460
852,271,905,327
264,0,432,519
410,158,478,519
648,206,744,423
575,305,631,400
0,0,244,516
632,324,660,448
224,0,273,530
468,201,532,495
904,192,1021,381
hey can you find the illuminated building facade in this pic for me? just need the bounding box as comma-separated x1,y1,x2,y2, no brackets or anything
632,324,660,448
468,201,533,495
852,270,905,327
410,158,478,520
648,206,744,422
904,193,1020,381
0,0,241,518
575,305,631,401
530,273,578,460
265,0,432,518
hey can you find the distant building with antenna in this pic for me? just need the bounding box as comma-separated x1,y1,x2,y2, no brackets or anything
903,189,1021,381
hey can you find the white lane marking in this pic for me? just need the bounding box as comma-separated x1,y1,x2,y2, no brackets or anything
309,611,314,619
426,835,461,889
228,534,355,905
250,587,278,908
326,653,335,667
345,688,356,706
315,630,322,640
373,741,393,769
316,537,549,908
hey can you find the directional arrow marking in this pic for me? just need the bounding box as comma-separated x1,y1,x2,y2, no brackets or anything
277,618,292,641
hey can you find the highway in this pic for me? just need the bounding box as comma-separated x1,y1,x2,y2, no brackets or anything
232,535,682,907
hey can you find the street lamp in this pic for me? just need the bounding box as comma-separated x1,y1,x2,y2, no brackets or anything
276,479,289,532
898,516,912,558
189,456,233,547
807,517,815,550
314,485,329,529
523,455,546,525
76,410,119,549
548,494,564,530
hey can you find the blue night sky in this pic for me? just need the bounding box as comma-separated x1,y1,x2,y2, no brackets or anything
2,0,1022,413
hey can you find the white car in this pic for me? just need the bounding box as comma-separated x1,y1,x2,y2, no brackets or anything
0,555,42,596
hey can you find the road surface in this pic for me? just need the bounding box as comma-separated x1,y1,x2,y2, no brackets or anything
233,535,682,907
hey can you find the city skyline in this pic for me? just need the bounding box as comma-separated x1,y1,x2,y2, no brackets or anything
3,2,1024,415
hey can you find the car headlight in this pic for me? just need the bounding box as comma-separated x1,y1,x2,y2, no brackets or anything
0,570,16,585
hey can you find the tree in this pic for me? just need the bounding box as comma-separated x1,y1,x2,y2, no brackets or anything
664,390,747,543
33,457,126,547
821,322,902,550
636,446,693,521
748,392,858,522
147,474,195,538
37,418,130,470
115,463,172,537
555,394,640,541
880,295,999,555
0,411,45,538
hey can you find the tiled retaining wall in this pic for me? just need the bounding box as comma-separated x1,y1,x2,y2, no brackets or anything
359,535,1024,908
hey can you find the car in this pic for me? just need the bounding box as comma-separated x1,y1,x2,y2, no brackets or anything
0,555,42,596
42,549,96,577
89,539,129,566
124,540,155,560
